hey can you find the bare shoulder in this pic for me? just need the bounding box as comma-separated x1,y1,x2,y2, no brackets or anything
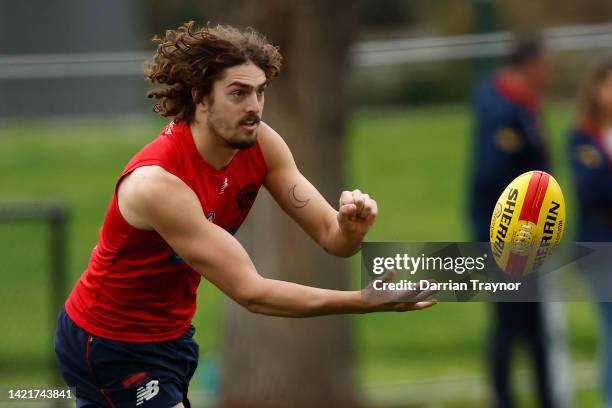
256,121,295,170
256,121,284,148
120,166,186,203
118,165,197,229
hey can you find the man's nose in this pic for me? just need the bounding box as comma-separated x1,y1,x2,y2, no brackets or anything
245,92,261,113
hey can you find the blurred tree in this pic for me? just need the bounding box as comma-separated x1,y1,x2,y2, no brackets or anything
357,0,415,27
146,0,201,36
194,2,360,408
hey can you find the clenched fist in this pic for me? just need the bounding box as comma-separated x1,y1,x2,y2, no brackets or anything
337,189,377,239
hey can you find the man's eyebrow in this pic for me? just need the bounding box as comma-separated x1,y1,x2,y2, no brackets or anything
227,80,268,89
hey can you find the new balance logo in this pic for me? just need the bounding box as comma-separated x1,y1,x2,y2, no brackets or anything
136,380,159,406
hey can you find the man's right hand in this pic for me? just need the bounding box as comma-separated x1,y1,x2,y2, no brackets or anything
360,269,438,312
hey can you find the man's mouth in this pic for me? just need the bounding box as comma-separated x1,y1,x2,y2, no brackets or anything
240,117,260,131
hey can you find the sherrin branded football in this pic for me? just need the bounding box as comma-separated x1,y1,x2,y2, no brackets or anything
490,171,565,276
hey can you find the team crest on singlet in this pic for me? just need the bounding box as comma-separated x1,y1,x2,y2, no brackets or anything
236,184,258,211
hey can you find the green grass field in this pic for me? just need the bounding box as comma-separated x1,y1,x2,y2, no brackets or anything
0,102,600,406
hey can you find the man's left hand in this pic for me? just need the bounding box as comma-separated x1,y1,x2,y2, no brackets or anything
337,189,377,240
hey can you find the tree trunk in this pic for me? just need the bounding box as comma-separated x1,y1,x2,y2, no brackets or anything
204,2,360,408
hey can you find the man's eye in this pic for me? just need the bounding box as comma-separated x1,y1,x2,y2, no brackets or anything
232,90,245,97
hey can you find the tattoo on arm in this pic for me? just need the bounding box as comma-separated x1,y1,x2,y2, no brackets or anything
288,184,310,208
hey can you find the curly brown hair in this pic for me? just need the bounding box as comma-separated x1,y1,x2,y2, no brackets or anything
144,22,282,122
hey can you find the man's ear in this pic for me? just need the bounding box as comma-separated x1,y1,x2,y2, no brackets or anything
192,88,212,111
192,88,208,112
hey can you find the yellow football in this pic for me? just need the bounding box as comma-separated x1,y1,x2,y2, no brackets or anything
489,170,566,276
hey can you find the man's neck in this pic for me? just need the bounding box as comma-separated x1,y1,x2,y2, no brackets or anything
189,120,237,171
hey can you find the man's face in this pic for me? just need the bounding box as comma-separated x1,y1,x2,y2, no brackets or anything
203,61,267,149
526,51,554,91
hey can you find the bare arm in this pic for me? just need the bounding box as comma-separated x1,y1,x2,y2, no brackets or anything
258,123,377,257
117,166,435,317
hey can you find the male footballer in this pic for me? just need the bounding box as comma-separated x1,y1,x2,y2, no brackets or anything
54,22,436,408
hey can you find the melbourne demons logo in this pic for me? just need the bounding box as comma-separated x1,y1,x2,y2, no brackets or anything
236,184,257,211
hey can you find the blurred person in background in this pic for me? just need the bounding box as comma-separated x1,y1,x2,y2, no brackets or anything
569,58,612,407
468,35,558,408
